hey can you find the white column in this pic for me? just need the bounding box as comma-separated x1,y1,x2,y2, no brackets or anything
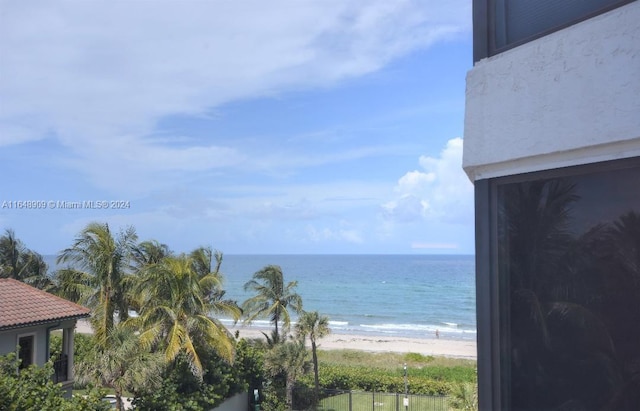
67,325,75,381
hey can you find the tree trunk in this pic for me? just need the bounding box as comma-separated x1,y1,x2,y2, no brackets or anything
286,377,294,410
312,340,320,401
115,387,124,411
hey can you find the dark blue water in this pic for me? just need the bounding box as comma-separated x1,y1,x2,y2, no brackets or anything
45,254,476,340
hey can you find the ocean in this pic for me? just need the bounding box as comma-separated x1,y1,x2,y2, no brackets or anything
45,254,476,341
217,254,476,341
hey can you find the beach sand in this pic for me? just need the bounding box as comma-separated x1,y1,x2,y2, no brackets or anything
229,325,477,360
76,320,476,360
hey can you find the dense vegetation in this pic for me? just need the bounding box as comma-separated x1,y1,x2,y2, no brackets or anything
0,225,477,411
0,353,109,411
297,350,476,396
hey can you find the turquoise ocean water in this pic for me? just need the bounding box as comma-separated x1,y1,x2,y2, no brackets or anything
215,254,475,341
45,254,476,341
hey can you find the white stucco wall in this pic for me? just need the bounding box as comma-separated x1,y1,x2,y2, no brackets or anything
463,1,640,181
0,325,48,366
0,319,80,367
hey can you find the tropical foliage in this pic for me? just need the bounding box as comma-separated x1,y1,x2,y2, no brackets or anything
0,352,109,411
298,364,454,395
242,264,303,342
75,324,164,411
1,223,479,410
449,382,478,411
0,229,53,289
264,339,311,410
295,310,330,400
128,252,238,378
56,223,137,347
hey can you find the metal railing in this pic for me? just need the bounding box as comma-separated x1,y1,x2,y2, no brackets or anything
52,356,68,383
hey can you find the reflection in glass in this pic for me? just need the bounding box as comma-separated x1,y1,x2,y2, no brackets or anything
497,164,640,410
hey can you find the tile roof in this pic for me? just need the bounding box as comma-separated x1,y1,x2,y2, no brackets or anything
0,278,90,330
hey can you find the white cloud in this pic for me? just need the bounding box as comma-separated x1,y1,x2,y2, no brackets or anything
382,137,473,224
0,0,470,191
305,223,364,245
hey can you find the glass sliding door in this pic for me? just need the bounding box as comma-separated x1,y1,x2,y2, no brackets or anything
487,158,640,410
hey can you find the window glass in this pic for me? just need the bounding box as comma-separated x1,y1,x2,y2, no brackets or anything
18,335,34,369
491,0,631,55
496,162,640,410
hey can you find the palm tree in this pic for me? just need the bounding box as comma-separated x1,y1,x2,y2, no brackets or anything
129,254,237,379
131,240,172,269
295,310,330,400
189,246,222,279
56,222,137,347
21,250,55,290
0,229,53,289
76,324,164,411
264,339,310,410
242,265,302,342
0,228,25,279
449,382,478,411
190,247,243,329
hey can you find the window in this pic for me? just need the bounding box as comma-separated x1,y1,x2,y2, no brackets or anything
474,0,635,61
18,335,35,369
476,157,640,410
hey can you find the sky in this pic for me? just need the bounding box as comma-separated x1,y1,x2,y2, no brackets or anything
0,0,474,255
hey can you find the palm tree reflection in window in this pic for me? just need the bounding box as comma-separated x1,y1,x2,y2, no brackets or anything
498,176,640,411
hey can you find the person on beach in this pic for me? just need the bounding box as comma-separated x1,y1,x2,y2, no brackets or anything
435,329,440,339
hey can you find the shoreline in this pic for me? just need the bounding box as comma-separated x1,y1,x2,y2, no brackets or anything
229,325,477,360
77,320,477,360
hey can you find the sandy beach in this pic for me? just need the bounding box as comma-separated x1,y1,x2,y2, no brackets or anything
77,320,476,360
229,325,476,360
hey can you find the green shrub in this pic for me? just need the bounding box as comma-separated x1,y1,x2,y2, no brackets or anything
298,365,455,396
394,365,476,383
132,338,266,410
0,352,109,411
403,352,434,363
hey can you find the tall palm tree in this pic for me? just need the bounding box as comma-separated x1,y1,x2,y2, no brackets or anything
242,265,302,342
127,239,173,313
129,254,237,379
295,310,330,400
0,229,52,289
20,250,55,290
56,222,137,347
189,246,222,279
76,324,164,411
189,247,242,328
0,228,25,279
264,339,310,410
131,240,172,269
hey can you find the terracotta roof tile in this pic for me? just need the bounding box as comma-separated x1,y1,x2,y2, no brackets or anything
0,278,90,330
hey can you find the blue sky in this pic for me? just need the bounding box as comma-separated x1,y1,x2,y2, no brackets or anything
0,0,474,255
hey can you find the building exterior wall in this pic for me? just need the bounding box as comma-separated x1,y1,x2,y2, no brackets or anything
0,325,48,366
465,1,640,409
0,319,79,365
463,1,640,181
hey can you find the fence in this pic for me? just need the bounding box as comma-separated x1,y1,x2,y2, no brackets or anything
292,388,449,411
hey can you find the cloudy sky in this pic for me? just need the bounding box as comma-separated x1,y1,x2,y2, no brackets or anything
0,0,474,255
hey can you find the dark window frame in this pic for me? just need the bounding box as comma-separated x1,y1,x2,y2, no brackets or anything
17,334,35,369
473,0,636,62
474,156,640,410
